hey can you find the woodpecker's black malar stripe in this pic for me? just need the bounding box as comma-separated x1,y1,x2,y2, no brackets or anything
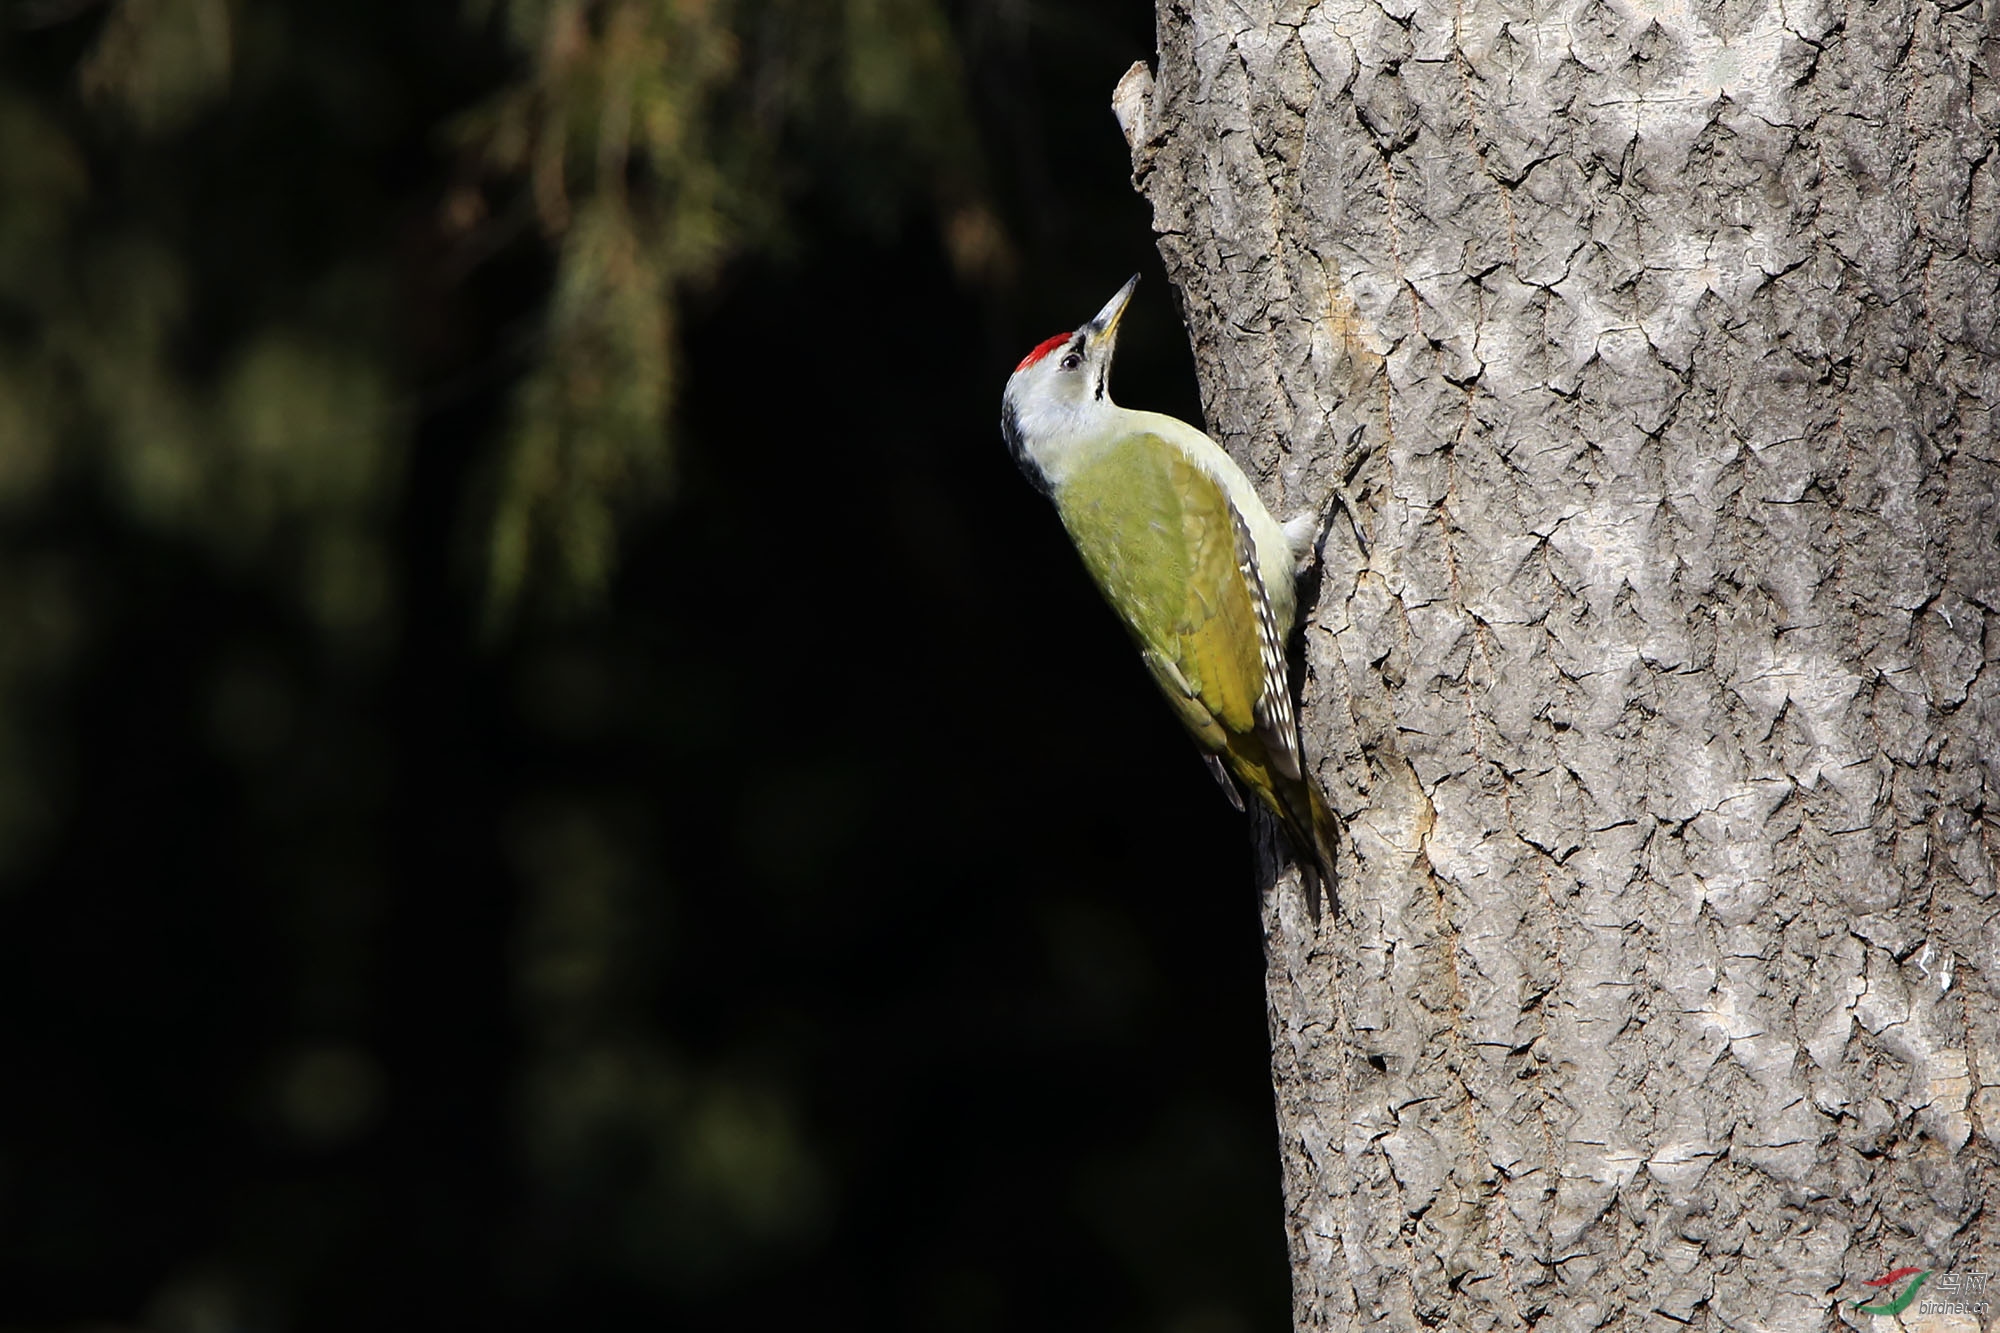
999,399,1051,498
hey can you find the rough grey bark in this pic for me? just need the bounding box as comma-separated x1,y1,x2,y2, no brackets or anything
1117,2,2000,1329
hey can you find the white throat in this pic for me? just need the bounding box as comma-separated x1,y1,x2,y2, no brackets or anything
1006,382,1122,489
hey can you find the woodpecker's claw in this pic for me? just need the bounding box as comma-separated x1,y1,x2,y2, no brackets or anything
1320,482,1369,563
1302,426,1371,569
1289,484,1369,576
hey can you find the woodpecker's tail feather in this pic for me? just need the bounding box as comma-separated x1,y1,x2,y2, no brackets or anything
1276,771,1341,921
1302,775,1342,920
1217,735,1342,920
1227,739,1340,920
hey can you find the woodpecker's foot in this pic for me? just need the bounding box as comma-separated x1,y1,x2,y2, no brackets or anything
1289,429,1372,573
1320,481,1369,563
1287,486,1369,573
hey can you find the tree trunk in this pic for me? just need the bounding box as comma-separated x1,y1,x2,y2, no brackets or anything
1118,2,2000,1328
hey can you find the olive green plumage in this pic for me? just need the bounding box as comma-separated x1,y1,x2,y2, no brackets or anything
1002,276,1341,916
1056,432,1340,915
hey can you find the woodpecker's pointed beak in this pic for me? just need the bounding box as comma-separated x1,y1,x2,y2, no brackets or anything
1083,274,1140,353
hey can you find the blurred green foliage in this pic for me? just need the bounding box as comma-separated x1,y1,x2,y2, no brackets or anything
0,1,1291,1329
0,0,995,853
462,0,1001,620
1,0,984,1293
7,0,990,634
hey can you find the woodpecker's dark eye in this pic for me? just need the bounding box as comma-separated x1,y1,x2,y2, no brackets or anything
1059,352,1082,371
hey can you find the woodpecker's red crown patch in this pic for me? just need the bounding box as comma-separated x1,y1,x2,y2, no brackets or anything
1015,333,1070,372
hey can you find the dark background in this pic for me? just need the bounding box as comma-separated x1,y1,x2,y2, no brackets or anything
0,2,1287,1329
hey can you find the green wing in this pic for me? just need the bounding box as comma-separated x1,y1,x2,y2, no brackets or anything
1055,434,1297,776
1055,430,1339,914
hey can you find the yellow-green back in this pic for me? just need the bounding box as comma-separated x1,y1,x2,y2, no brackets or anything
1051,430,1340,913
1055,433,1261,739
